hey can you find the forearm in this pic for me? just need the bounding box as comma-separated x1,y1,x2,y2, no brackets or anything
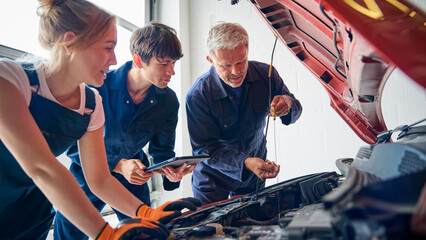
270,67,302,124
88,172,143,216
112,158,126,174
280,96,302,125
79,129,143,217
32,162,105,238
187,122,245,177
163,176,180,190
197,142,248,180
186,96,247,179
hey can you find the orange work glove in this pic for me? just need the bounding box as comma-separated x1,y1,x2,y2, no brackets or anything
136,197,201,224
95,218,170,240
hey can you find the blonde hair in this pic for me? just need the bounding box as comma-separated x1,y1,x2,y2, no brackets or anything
37,0,116,76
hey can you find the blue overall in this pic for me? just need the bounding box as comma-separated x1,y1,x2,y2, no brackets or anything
186,61,302,205
0,63,95,240
54,61,180,240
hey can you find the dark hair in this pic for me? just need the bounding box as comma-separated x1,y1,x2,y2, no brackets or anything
129,21,183,64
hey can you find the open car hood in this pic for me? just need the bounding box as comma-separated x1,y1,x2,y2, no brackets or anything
248,0,426,144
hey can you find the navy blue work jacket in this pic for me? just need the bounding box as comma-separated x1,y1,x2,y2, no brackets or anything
67,61,179,203
186,61,302,190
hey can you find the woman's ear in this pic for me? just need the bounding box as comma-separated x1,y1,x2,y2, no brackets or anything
63,31,76,55
133,54,143,69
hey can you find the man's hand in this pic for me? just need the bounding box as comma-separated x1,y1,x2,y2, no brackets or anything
161,163,197,182
270,95,292,117
244,158,280,180
113,159,157,185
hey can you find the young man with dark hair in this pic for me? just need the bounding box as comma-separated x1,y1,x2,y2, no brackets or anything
54,21,198,240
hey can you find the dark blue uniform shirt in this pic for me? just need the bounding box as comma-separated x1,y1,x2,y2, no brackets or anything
67,61,180,203
100,61,179,178
186,61,302,202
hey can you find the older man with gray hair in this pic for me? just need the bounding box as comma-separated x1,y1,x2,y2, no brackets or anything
185,22,303,205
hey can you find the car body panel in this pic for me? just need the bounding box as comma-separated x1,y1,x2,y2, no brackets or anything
248,0,426,144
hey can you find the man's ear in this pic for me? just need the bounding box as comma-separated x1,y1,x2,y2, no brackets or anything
133,54,143,68
63,31,76,55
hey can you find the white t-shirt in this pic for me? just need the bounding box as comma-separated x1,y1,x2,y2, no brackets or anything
0,58,104,131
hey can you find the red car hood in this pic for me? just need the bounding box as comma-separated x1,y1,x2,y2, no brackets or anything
248,0,426,144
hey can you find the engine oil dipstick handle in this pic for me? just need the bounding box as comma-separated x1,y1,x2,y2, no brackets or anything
271,106,276,120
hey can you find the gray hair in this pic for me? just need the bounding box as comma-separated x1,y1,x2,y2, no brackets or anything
207,22,248,56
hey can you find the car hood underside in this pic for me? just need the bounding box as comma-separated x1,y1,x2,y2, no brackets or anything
248,0,426,144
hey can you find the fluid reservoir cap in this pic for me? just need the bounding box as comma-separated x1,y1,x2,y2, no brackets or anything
192,226,216,237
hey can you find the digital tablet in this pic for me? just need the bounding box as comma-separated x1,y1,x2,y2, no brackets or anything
145,155,210,172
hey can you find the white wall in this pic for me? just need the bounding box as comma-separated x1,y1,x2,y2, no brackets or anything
151,0,426,205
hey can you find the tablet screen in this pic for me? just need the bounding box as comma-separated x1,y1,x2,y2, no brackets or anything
145,155,209,172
